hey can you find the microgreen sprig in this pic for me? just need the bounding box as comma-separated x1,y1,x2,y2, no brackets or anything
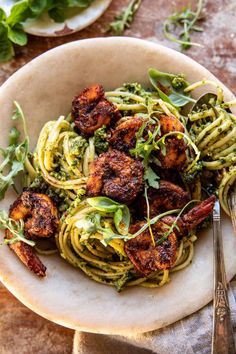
163,0,204,51
0,210,35,247
107,0,141,35
155,200,199,245
0,101,32,200
102,208,181,245
144,185,155,245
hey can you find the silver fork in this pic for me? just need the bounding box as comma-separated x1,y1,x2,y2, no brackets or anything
228,188,236,235
211,199,235,354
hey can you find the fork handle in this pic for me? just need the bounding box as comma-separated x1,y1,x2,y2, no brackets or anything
212,209,235,354
212,280,235,353
228,192,236,235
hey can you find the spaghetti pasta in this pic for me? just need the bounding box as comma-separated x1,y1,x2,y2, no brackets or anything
2,69,236,290
56,200,196,291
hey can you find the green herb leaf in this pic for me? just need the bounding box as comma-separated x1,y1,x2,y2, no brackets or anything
7,0,30,26
114,208,122,231
114,205,130,235
0,22,14,62
144,166,159,189
48,7,65,23
0,210,35,247
0,8,6,21
8,25,27,46
9,127,20,146
87,197,120,212
163,0,204,51
68,0,93,7
107,0,141,35
0,102,29,200
28,0,47,15
148,68,193,107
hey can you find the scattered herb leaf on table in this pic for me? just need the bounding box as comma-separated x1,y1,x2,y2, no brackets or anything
163,0,204,51
107,0,141,35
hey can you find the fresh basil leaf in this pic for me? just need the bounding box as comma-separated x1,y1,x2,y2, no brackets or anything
87,197,120,212
28,0,47,15
7,0,30,26
68,0,92,7
0,23,14,62
148,68,173,103
114,208,123,232
0,8,6,21
48,7,66,22
118,205,130,235
8,25,27,46
114,206,131,235
169,92,193,106
148,68,192,108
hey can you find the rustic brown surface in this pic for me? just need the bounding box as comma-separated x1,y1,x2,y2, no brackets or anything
0,0,235,353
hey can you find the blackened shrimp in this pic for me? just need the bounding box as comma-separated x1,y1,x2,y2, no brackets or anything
160,115,185,135
125,221,178,276
109,117,143,152
5,191,59,277
86,149,143,203
125,195,215,275
162,195,216,236
72,84,121,136
157,115,187,170
136,180,190,218
109,114,187,170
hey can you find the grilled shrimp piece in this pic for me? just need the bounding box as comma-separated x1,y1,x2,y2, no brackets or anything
157,115,187,170
125,195,215,275
5,191,59,277
72,84,121,136
86,149,143,203
160,115,185,134
162,195,216,236
136,180,190,218
109,117,143,152
125,221,178,276
109,114,187,169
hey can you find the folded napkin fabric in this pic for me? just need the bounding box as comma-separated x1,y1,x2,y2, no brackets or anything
73,280,236,354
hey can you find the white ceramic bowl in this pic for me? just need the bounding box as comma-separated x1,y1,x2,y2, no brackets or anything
0,37,236,334
2,0,112,36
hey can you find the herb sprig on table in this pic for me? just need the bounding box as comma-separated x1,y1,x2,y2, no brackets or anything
0,0,94,62
107,0,141,35
163,0,204,51
0,101,32,200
